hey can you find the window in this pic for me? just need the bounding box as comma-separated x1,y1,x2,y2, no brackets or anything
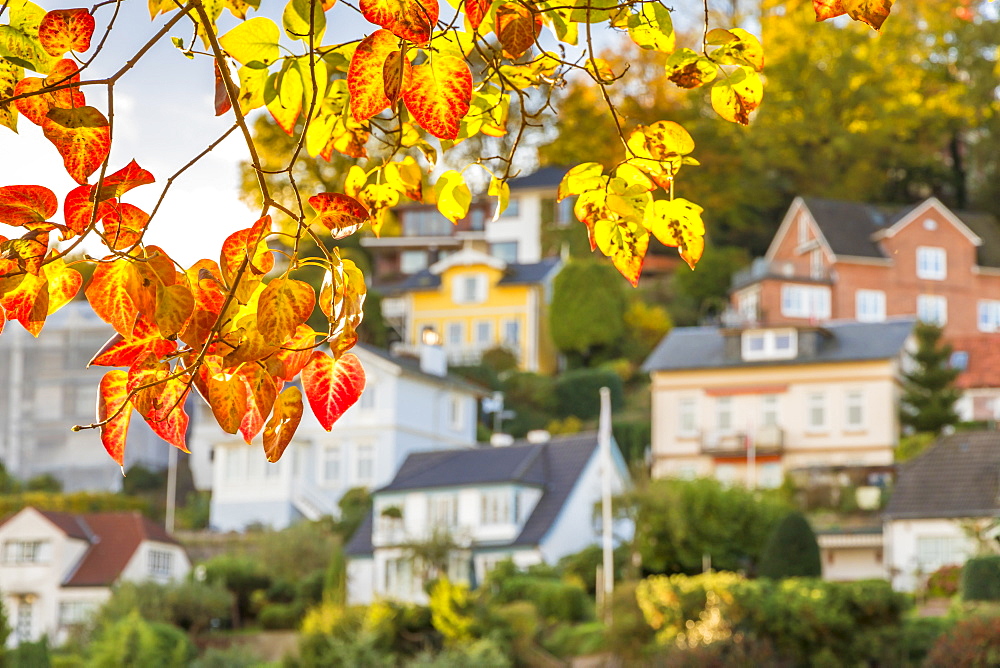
446,322,464,346
16,600,32,644
761,395,779,427
428,494,458,527
916,536,967,572
58,601,96,626
917,295,947,325
781,285,831,320
917,247,946,280
716,396,733,433
358,382,376,409
469,207,485,231
321,444,341,484
737,289,759,322
499,197,520,218
400,250,428,274
33,384,63,420
148,549,173,577
741,329,798,361
979,300,1000,332
74,385,95,417
810,249,824,279
807,392,827,431
3,540,49,564
678,397,697,437
490,241,518,263
950,351,969,371
356,444,374,483
385,557,414,596
452,273,487,304
856,290,886,322
759,463,783,489
502,319,521,348
845,390,865,430
402,209,452,236
715,464,738,486
224,447,247,482
481,490,511,524
449,396,465,431
475,321,493,345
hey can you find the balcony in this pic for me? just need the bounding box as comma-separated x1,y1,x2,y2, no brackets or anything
731,258,832,290
700,426,784,457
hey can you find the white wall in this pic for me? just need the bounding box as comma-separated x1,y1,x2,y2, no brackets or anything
885,518,979,592
485,190,544,263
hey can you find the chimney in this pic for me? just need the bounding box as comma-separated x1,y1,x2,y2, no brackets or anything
419,327,447,377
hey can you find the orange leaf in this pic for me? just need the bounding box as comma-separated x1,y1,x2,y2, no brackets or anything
257,277,316,345
239,363,278,443
63,185,114,238
98,370,133,467
220,215,274,288
813,0,846,21
42,106,111,185
2,229,50,275
402,55,472,141
222,317,281,367
101,202,149,251
263,385,303,462
127,353,190,450
301,350,365,431
207,370,250,434
97,160,155,201
267,323,318,381
155,282,195,338
347,29,397,122
0,307,5,336
179,260,226,348
360,0,438,45
496,1,541,59
215,59,233,116
42,257,82,314
308,192,369,239
383,47,412,108
89,313,177,367
14,60,86,126
86,259,139,335
38,8,95,57
0,271,48,336
0,185,58,227
465,0,489,31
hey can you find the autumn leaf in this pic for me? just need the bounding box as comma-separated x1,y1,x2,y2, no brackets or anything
220,15,280,66
208,370,250,434
154,282,194,338
0,59,22,132
38,8,94,56
402,55,472,140
239,363,278,442
214,59,232,116
308,192,369,238
347,29,397,122
14,59,86,126
89,313,177,367
643,198,706,270
0,270,48,336
42,106,111,185
711,66,762,125
268,322,318,381
664,48,718,89
42,256,81,313
257,277,316,345
496,2,541,59
127,353,190,450
814,0,892,31
0,185,57,226
359,0,439,45
219,215,273,289
266,62,303,135
594,219,649,286
626,1,674,52
465,0,489,31
86,259,139,335
433,169,471,223
97,160,156,201
301,350,366,431
2,228,49,274
383,47,411,108
63,185,113,238
263,385,302,462
98,370,133,467
101,202,149,250
558,162,604,200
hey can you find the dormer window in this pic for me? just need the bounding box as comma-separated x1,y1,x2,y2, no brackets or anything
742,329,798,361
453,273,487,304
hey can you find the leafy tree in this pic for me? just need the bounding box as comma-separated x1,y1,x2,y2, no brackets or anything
549,259,627,366
900,322,961,435
0,0,927,474
667,244,749,326
334,486,372,541
757,511,822,579
88,610,193,668
201,555,271,628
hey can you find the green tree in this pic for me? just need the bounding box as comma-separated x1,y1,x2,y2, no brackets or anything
334,487,372,541
668,244,749,326
757,511,822,579
901,322,961,435
88,610,193,668
549,259,628,367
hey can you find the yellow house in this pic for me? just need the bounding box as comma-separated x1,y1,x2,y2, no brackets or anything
382,248,562,373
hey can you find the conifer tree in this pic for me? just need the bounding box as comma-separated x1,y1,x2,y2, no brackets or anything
758,511,822,579
901,323,961,435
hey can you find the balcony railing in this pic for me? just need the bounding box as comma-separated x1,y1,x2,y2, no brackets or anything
700,426,784,457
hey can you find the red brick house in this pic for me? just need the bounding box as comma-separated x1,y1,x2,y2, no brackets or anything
730,196,1000,420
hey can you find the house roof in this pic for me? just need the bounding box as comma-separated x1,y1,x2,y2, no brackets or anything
507,166,568,191
642,318,915,373
345,432,604,556
384,257,561,293
883,431,1000,520
0,508,181,587
949,335,1000,390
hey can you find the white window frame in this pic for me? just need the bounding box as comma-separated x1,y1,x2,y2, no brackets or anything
448,395,464,431
480,489,511,525
916,246,946,280
3,540,50,564
781,285,831,320
806,392,827,432
475,320,493,346
678,396,698,437
917,295,947,326
446,322,464,346
452,273,488,304
716,396,734,434
321,444,341,485
428,494,459,528
148,549,173,578
855,290,886,322
761,394,779,428
741,329,798,361
916,535,967,572
502,319,521,348
399,250,429,274
845,390,865,430
356,443,374,484
978,300,1000,333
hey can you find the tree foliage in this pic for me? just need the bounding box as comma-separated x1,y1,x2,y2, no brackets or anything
900,322,961,435
0,0,914,466
757,511,822,579
549,258,626,363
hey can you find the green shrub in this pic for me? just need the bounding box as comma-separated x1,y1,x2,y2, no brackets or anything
407,637,512,667
9,635,51,667
189,645,264,668
258,602,301,629
88,610,194,668
612,419,651,466
757,511,821,579
490,574,593,622
201,554,271,627
961,555,1000,601
898,616,954,666
604,581,656,661
926,564,962,598
924,616,1000,667
541,621,607,658
553,368,623,420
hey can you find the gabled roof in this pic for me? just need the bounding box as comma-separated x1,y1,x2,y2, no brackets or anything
346,433,605,556
642,318,916,373
884,431,1000,520
507,166,568,191
385,257,561,293
0,508,181,587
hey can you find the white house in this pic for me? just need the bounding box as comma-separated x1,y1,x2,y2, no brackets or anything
345,432,632,605
196,344,483,532
0,506,191,647
0,302,171,492
883,431,1000,592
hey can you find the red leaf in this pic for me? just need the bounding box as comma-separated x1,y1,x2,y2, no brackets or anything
0,185,58,227
97,160,156,201
0,271,48,336
301,351,366,431
127,353,190,450
347,29,397,122
239,364,278,443
2,229,50,275
89,314,177,367
38,8,95,57
85,260,139,335
101,202,149,251
220,215,274,288
13,59,86,127
402,55,472,141
63,185,115,238
257,277,316,345
207,370,250,434
263,385,303,462
42,106,111,185
813,0,846,21
496,1,541,59
98,369,133,467
267,323,319,381
360,0,438,45
465,0,489,30
214,60,233,116
308,193,370,239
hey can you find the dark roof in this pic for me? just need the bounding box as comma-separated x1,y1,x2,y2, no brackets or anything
37,511,92,541
355,344,485,396
349,433,604,555
385,257,561,293
642,318,915,373
884,431,1000,520
955,209,1000,268
507,166,569,191
800,197,893,259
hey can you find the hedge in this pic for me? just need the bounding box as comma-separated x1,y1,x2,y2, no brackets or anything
961,555,1000,601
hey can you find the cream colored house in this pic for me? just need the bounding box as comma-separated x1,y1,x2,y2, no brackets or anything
0,507,190,647
642,318,916,487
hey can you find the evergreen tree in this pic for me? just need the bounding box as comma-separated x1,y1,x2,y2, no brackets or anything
901,322,961,435
758,512,822,579
548,259,628,367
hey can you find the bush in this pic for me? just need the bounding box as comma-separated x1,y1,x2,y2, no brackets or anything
553,368,623,420
88,610,194,668
189,645,264,668
258,602,301,629
757,512,821,579
201,555,271,627
898,616,953,666
541,621,606,658
489,574,593,622
962,555,1000,601
926,564,962,598
407,637,512,667
612,418,651,466
924,616,1000,667
9,635,52,667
